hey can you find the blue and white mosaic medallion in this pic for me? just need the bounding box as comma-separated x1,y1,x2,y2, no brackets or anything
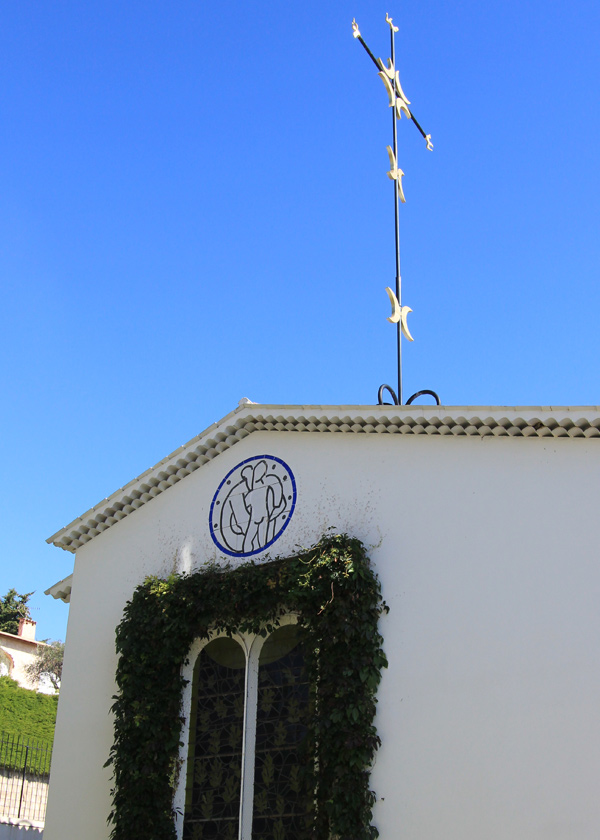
209,455,297,557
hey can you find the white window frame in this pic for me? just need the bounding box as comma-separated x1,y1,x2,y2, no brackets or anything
174,614,300,840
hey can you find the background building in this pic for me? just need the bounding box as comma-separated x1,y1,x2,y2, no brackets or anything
0,620,53,695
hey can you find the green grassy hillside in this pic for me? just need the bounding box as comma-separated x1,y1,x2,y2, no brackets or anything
0,677,57,772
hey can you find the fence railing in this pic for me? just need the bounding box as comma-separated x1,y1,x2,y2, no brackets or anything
0,734,52,824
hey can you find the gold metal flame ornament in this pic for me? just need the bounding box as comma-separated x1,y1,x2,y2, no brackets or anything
386,146,406,203
385,13,399,33
377,58,411,120
385,287,414,341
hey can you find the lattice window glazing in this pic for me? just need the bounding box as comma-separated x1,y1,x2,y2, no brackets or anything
182,624,311,840
183,637,245,840
252,626,312,840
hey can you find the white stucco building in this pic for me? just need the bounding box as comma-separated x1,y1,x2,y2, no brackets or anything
0,619,53,694
44,402,600,840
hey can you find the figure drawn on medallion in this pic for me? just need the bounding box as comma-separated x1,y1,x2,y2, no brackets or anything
210,456,296,557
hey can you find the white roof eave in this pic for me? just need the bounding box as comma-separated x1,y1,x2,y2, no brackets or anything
47,403,600,554
44,574,73,604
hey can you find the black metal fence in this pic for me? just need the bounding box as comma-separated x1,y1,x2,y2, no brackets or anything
0,733,52,823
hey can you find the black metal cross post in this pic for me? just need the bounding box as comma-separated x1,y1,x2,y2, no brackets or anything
352,15,440,407
389,17,403,405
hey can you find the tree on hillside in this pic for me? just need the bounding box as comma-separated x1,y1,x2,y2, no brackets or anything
26,641,64,692
0,588,33,635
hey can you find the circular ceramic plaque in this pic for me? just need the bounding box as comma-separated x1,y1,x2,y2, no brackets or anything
209,455,296,557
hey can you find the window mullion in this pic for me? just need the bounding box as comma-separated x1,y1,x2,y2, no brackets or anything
239,638,260,840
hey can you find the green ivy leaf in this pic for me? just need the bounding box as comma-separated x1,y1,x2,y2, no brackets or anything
108,534,386,840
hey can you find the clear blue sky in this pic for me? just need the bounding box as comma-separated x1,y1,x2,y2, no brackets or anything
1,1,599,642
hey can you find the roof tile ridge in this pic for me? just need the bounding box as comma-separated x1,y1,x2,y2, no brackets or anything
47,404,600,553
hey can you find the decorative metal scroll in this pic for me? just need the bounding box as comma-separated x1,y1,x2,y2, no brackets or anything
352,15,440,406
377,384,440,406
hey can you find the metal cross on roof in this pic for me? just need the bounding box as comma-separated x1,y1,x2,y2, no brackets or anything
353,14,440,407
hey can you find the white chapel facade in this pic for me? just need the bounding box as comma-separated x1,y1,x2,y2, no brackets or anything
44,402,600,840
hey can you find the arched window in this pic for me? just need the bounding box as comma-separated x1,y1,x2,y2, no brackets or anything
180,621,311,840
183,637,246,840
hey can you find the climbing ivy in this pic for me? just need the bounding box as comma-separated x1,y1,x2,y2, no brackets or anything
106,534,388,840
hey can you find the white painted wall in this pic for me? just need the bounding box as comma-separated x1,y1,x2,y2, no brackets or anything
44,429,600,840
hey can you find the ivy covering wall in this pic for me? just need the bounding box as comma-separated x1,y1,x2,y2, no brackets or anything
107,534,388,840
